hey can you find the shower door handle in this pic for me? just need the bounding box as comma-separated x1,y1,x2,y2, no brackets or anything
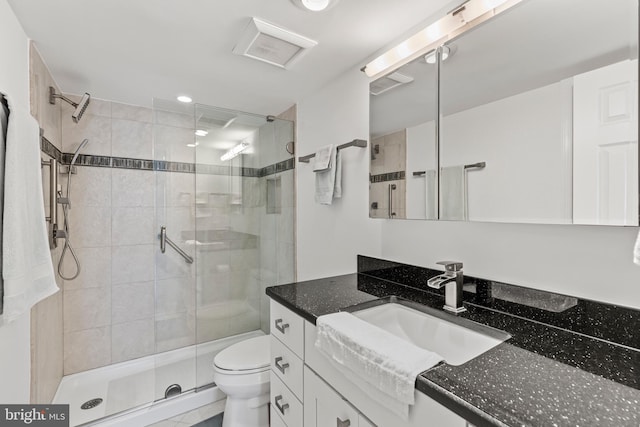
160,226,167,253
388,184,397,218
159,226,194,264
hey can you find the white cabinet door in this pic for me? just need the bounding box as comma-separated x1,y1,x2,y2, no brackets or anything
305,366,371,427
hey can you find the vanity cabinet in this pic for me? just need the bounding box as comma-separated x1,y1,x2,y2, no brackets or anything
270,300,305,427
270,299,467,427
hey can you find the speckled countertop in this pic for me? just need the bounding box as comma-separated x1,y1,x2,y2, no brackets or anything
266,265,640,427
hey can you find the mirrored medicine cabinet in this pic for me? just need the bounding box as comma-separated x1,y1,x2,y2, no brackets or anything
369,0,639,226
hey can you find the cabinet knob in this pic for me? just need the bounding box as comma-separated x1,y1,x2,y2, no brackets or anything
275,395,289,415
274,356,290,374
337,418,351,427
275,318,290,334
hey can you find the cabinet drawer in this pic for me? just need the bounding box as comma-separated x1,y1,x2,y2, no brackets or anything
271,335,304,400
270,300,304,357
271,372,303,427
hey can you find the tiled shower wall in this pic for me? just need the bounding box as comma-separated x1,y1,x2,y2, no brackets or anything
30,43,64,403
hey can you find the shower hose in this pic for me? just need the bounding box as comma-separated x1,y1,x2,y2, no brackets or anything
57,167,81,280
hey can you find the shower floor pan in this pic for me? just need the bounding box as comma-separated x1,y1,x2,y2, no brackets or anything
53,330,264,427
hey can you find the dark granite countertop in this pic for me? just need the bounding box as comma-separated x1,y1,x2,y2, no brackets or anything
266,268,640,427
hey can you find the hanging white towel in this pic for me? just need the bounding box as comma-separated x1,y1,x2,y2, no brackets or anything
441,165,467,220
634,230,640,266
333,149,342,199
313,144,333,171
315,311,443,420
1,97,58,324
314,145,338,205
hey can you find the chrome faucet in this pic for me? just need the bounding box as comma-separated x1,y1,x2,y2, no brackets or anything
427,261,466,314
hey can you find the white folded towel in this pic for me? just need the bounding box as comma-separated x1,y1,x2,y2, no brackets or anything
314,145,338,205
333,149,342,199
313,144,333,171
315,311,443,420
441,165,467,220
1,98,58,324
634,230,640,266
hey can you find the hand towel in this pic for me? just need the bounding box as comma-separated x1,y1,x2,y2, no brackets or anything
634,230,640,266
1,97,58,324
313,144,333,171
441,165,467,220
315,311,443,420
333,149,342,199
314,145,338,205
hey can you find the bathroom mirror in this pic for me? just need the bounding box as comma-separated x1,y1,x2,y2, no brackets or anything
369,55,438,219
369,0,639,226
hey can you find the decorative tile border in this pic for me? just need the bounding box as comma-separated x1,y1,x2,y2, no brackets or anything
41,136,294,177
370,171,405,183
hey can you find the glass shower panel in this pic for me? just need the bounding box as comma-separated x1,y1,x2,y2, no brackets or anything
193,105,295,388
152,98,198,398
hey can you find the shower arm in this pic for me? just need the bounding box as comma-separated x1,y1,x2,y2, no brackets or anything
49,87,80,108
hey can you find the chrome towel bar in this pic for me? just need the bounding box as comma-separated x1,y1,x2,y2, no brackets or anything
298,139,367,163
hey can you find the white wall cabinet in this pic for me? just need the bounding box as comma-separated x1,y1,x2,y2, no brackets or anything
270,299,468,427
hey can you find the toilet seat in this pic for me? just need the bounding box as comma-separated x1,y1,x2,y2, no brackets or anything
213,335,270,374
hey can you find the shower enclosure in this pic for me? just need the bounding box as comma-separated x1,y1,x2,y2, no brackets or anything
54,99,295,426
153,99,296,391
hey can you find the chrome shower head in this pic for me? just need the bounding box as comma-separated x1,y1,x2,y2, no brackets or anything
70,139,90,167
72,93,91,123
49,86,91,123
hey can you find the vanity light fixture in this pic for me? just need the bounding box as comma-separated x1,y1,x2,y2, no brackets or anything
362,0,521,79
195,129,209,137
221,141,250,161
291,0,338,12
177,95,193,103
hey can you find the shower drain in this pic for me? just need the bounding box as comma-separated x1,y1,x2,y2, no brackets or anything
80,398,103,410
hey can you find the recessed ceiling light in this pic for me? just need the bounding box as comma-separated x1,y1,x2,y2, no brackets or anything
177,95,193,103
186,142,199,148
195,129,209,137
291,0,338,11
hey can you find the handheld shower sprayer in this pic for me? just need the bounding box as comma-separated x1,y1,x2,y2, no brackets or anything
57,138,91,280
49,86,91,123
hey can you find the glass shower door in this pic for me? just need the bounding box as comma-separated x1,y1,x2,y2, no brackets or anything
152,98,198,399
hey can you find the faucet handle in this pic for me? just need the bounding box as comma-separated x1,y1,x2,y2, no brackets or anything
436,261,463,272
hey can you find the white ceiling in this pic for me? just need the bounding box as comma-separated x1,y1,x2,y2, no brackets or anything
7,0,457,115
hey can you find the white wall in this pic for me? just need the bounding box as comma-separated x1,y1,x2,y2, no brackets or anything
442,81,572,223
0,0,32,403
296,70,381,280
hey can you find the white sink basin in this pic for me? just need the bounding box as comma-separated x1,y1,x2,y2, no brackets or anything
352,301,510,366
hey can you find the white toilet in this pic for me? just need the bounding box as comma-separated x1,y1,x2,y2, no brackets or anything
213,335,271,427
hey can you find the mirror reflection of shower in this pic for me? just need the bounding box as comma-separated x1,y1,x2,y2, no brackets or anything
57,138,90,280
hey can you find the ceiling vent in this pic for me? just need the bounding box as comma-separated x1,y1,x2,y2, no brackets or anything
370,72,414,96
233,18,318,69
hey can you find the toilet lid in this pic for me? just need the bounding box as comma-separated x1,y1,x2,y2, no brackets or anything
214,335,270,371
